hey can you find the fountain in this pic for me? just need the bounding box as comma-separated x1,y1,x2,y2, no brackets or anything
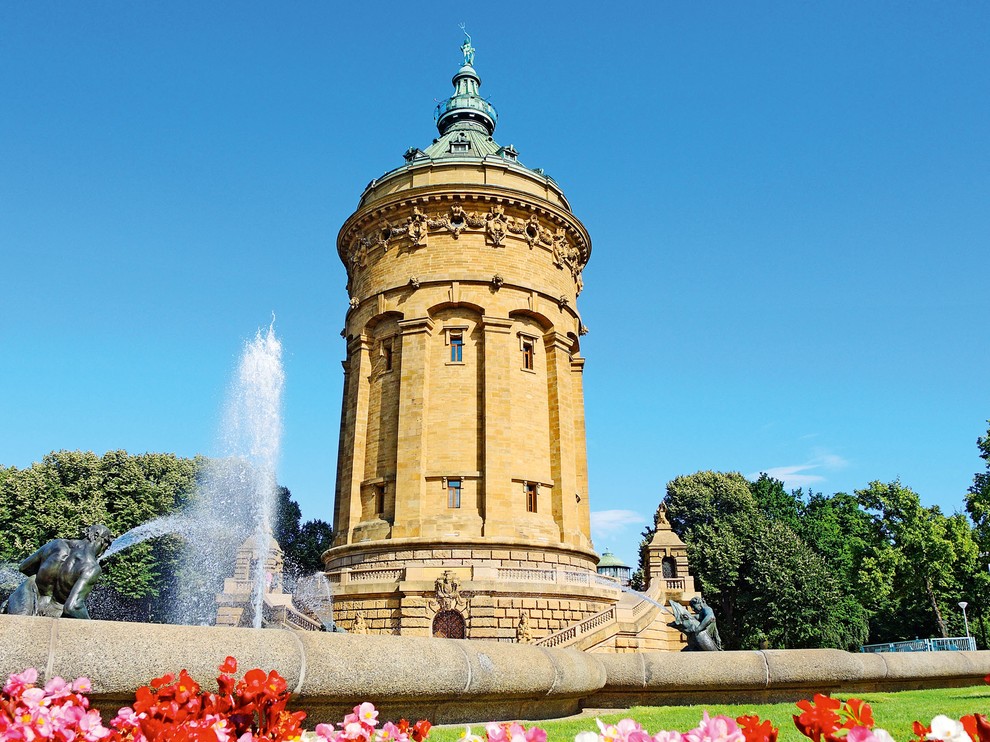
99,323,291,628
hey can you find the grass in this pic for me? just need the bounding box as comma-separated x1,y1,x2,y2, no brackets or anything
429,686,990,742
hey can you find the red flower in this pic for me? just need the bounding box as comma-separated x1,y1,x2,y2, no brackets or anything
219,657,238,675
412,718,432,741
794,694,844,742
738,715,779,742
843,699,874,730
909,720,932,742
961,715,990,742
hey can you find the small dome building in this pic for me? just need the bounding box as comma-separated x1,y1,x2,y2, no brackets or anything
596,550,632,587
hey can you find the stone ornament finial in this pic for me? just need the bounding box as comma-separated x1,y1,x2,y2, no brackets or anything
657,502,670,527
516,612,534,644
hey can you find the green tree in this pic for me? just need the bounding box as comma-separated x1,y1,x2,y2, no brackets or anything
0,451,200,604
856,480,968,640
966,421,990,550
750,473,803,533
0,450,329,619
965,421,990,647
272,486,334,575
290,519,334,573
657,471,868,650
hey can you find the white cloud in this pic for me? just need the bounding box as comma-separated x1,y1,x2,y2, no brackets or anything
590,509,645,538
750,451,850,490
756,465,826,489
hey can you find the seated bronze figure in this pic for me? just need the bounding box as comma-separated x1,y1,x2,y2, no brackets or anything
1,524,113,619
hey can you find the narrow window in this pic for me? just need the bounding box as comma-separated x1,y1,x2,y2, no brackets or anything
525,482,538,513
450,332,464,363
522,340,534,370
376,485,386,515
383,341,393,371
447,479,462,508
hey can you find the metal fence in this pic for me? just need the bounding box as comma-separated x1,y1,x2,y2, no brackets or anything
861,636,977,653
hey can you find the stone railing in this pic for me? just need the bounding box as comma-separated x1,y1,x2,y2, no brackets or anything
484,567,622,593
331,567,406,586
664,578,686,592
497,567,556,583
536,605,616,648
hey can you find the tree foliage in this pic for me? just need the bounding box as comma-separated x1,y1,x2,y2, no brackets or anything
0,450,199,604
657,471,869,651
637,450,988,650
0,450,333,619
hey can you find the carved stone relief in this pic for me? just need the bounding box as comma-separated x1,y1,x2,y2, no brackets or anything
342,202,587,292
485,204,509,247
428,570,469,613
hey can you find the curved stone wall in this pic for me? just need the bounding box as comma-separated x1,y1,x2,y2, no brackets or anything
2,616,988,725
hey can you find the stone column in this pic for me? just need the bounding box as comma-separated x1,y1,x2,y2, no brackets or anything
570,356,592,547
480,316,514,537
391,317,434,539
545,332,580,545
334,335,372,545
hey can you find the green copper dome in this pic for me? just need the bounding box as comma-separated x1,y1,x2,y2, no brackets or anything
597,550,629,569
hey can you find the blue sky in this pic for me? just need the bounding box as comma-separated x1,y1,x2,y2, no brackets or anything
2,3,987,571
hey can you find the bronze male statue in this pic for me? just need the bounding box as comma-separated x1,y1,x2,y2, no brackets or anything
668,595,723,651
1,524,113,619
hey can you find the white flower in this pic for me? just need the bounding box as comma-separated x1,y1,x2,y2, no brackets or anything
873,729,896,742
927,716,973,742
459,727,484,742
574,732,601,742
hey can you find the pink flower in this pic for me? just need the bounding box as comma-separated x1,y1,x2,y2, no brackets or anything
653,732,684,742
380,721,410,742
684,713,745,742
315,723,340,742
4,669,39,696
486,722,509,742
356,702,379,728
71,678,92,694
78,709,111,741
19,688,46,710
342,720,371,741
42,678,68,699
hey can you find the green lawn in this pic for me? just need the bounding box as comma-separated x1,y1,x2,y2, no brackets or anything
429,686,990,742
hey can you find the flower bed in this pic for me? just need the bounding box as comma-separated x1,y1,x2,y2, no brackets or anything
2,660,987,742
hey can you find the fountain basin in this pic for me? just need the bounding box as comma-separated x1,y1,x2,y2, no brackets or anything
2,615,989,724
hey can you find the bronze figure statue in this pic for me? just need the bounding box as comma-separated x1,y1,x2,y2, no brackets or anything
668,595,723,651
1,524,113,619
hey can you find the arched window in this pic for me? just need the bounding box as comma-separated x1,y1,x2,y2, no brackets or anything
662,556,678,578
432,609,466,639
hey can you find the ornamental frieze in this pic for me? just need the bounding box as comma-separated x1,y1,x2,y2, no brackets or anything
343,203,587,291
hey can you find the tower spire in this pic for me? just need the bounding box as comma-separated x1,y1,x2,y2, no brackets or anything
434,29,498,136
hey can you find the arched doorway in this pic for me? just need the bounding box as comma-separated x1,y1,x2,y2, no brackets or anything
432,609,465,639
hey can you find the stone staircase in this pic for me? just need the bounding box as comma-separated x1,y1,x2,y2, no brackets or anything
535,579,695,652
